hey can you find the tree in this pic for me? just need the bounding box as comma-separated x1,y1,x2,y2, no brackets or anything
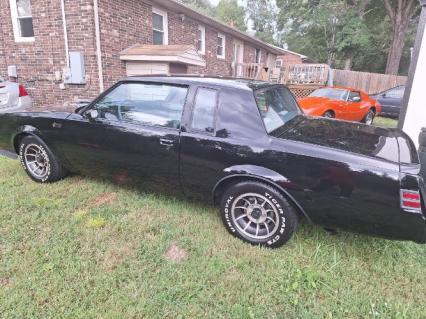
382,0,420,74
247,0,278,44
180,0,215,16
215,0,247,32
276,0,371,68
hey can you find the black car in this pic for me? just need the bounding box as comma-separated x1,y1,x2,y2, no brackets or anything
371,85,405,118
0,77,425,248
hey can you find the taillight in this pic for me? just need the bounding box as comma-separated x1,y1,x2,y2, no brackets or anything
18,84,28,97
400,190,422,211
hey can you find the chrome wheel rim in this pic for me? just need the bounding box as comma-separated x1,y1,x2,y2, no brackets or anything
24,144,49,179
324,112,334,118
231,193,280,240
365,112,374,125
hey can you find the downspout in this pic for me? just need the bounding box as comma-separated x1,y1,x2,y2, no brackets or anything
93,0,104,92
60,0,69,67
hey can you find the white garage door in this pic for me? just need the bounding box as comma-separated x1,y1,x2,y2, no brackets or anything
125,62,169,76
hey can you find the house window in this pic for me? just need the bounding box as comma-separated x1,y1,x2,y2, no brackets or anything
255,48,262,64
152,8,168,45
9,0,34,42
217,33,225,59
275,59,283,68
197,26,205,54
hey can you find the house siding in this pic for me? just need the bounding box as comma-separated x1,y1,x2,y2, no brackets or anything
0,0,279,107
98,0,152,89
277,53,304,65
0,0,100,107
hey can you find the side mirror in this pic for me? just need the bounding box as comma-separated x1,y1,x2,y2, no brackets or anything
351,96,361,103
381,93,387,98
85,109,99,121
75,105,85,114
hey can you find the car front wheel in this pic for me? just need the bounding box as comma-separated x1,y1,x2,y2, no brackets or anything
220,181,298,248
19,135,67,183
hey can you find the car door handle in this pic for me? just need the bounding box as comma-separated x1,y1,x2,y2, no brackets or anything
159,138,174,147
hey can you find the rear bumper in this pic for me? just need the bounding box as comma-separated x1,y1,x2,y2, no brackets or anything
400,173,426,244
0,96,32,113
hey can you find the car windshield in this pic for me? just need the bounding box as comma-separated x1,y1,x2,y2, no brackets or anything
310,88,348,101
255,85,301,133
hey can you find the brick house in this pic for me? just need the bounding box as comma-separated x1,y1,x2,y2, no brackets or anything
275,49,311,68
0,0,288,107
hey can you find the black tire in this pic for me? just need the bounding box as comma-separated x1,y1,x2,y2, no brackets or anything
362,109,375,125
18,135,67,183
220,181,298,248
323,111,335,118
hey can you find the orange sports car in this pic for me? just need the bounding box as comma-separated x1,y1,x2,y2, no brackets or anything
298,87,381,125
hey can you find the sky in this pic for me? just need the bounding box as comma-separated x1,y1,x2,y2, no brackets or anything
209,0,247,5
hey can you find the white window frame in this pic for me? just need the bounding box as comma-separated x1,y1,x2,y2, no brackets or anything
217,33,226,59
275,59,283,68
197,25,205,55
9,0,35,43
255,48,262,64
152,7,168,45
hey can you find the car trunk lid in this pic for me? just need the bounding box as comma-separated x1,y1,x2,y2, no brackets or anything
278,115,400,163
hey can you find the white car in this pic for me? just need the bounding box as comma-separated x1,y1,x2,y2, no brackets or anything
0,77,32,112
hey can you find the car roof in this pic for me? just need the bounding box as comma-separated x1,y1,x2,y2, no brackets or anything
121,75,274,91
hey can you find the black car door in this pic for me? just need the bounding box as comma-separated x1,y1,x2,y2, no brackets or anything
179,86,222,200
59,81,188,194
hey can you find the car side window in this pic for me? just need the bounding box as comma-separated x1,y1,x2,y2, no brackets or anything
91,83,188,129
348,91,361,102
386,87,405,99
191,88,218,133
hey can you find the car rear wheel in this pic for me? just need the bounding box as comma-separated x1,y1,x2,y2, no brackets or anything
220,181,298,248
323,111,335,119
19,135,67,183
363,109,375,125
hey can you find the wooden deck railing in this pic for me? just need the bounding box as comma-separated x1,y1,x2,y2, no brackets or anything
279,64,330,85
231,63,265,80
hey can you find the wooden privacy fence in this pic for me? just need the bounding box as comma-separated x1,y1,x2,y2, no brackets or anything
332,69,407,94
229,62,406,97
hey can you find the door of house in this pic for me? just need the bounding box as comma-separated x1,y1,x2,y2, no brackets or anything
233,40,244,77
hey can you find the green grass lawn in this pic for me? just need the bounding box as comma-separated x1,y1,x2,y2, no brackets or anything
0,157,425,318
374,116,398,129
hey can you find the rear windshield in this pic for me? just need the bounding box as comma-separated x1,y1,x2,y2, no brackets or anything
310,88,348,100
255,85,301,133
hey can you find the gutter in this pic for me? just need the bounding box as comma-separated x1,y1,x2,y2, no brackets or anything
60,0,69,67
93,0,104,92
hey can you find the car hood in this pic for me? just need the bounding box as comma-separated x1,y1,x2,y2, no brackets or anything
12,111,72,120
275,116,400,163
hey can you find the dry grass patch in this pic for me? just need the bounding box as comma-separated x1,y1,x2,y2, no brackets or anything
164,241,187,262
91,192,118,208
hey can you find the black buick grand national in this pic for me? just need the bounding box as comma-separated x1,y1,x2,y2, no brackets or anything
0,77,425,248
